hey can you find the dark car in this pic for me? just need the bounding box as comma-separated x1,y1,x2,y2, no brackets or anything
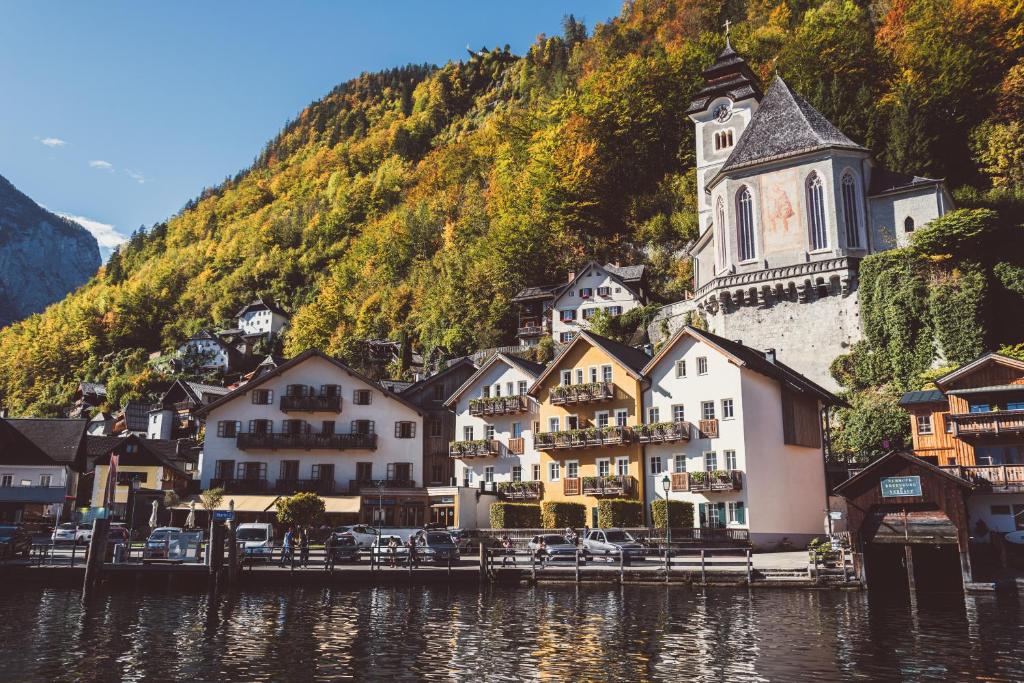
413,530,461,564
0,525,32,559
327,533,360,563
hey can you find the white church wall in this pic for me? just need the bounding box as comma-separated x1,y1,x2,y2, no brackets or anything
868,187,946,250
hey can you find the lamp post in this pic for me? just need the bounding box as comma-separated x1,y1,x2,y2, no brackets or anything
661,475,671,546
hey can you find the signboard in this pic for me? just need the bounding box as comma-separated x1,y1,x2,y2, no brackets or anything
213,510,235,521
880,476,922,498
828,511,843,520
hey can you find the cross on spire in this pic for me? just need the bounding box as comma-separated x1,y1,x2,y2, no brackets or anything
723,19,733,48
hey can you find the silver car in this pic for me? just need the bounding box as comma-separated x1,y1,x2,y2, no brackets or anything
527,534,587,563
582,529,646,564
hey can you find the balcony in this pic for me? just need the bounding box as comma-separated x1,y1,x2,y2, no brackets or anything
563,478,581,496
582,475,637,497
699,419,719,438
468,395,529,417
949,410,1024,437
209,478,269,494
497,480,543,500
448,439,500,458
517,324,545,337
349,479,417,493
678,470,743,493
280,394,343,413
236,432,377,451
274,479,336,495
0,485,68,504
942,464,1024,492
550,382,615,406
634,421,692,444
507,437,525,455
534,425,630,450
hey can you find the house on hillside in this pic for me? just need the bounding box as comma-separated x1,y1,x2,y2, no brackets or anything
147,380,230,440
113,401,160,438
177,329,242,372
512,262,649,346
236,297,290,337
69,381,106,418
0,418,88,523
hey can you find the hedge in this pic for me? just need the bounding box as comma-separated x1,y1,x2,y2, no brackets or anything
489,502,541,529
650,499,694,529
541,501,585,529
597,499,643,528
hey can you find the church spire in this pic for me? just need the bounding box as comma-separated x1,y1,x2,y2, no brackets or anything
685,36,761,116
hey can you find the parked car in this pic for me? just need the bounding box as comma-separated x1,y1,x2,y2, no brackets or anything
371,534,408,563
107,525,130,546
52,522,92,545
412,530,460,564
527,534,588,563
236,523,276,562
0,525,32,559
582,529,646,564
450,529,502,553
327,532,361,563
144,526,183,559
332,525,380,548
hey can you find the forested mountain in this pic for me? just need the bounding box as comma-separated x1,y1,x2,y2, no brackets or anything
0,173,100,327
0,0,1021,433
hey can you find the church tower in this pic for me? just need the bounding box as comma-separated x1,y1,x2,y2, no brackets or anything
686,34,762,229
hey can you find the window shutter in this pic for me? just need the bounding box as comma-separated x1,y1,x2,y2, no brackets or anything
716,502,726,526
698,503,707,527
735,502,746,525
386,463,395,480
217,421,226,437
236,462,245,479
267,389,273,403
395,422,401,438
248,419,257,433
234,421,241,436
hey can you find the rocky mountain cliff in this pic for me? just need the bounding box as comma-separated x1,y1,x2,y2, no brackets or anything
0,174,101,326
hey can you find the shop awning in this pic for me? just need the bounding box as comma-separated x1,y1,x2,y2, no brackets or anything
868,510,960,544
174,495,280,513
322,496,361,514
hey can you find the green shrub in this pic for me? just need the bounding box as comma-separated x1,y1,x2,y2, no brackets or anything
541,501,585,529
650,499,694,528
597,499,643,527
489,502,541,529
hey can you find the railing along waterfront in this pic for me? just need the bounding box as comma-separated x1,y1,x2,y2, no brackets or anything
634,421,692,443
469,395,529,417
280,394,343,413
549,382,615,405
534,425,630,450
237,432,377,450
949,410,1024,436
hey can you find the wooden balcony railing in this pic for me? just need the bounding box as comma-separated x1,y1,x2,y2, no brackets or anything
348,478,416,493
942,464,1024,491
563,478,581,496
280,395,343,413
949,410,1024,437
274,479,336,495
507,437,525,455
237,432,377,451
448,439,500,458
209,478,269,494
517,325,545,337
670,472,689,492
550,382,615,406
682,470,743,493
468,395,529,417
634,421,692,444
582,475,637,497
534,425,630,450
497,481,543,500
699,419,719,438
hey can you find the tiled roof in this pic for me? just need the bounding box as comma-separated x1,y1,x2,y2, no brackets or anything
718,76,864,176
84,435,123,458
236,297,289,318
898,389,945,406
583,332,651,375
604,263,645,283
79,382,107,397
503,354,547,377
380,379,414,393
2,418,88,465
122,402,159,432
184,381,230,402
511,283,564,302
868,167,942,196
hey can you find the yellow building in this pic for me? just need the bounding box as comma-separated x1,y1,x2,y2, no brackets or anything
529,331,649,527
89,435,195,517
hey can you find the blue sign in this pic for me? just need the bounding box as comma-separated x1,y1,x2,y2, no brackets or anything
880,476,922,498
213,510,235,521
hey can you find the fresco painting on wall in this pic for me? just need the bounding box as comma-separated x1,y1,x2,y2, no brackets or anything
759,168,805,256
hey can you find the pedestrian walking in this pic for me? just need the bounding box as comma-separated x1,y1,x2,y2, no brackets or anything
299,527,311,567
280,527,295,568
501,534,515,567
324,532,335,571
407,534,419,568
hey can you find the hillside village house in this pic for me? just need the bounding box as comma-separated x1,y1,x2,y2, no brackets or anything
529,331,651,528
446,353,545,495
88,434,198,519
147,380,230,441
196,349,426,526
0,418,87,523
178,329,239,372
641,326,840,546
235,297,290,337
512,262,649,346
899,352,1024,535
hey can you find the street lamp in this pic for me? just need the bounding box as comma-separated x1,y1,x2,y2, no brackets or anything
661,475,671,546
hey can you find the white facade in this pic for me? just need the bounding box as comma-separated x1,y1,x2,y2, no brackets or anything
238,306,289,336
551,266,643,344
642,334,828,547
0,464,72,491
691,93,759,227
147,409,173,440
966,493,1024,535
199,354,423,494
178,335,231,371
449,358,540,487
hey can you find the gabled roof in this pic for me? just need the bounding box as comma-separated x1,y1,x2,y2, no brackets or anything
399,356,478,399
84,435,123,459
91,435,194,475
236,296,289,319
445,353,546,407
511,262,646,304
528,331,650,395
194,348,423,417
643,326,842,406
898,389,945,406
77,382,107,398
380,379,414,393
834,450,972,496
868,167,942,197
715,76,865,179
934,352,1024,391
1,418,88,466
550,262,644,307
120,401,159,433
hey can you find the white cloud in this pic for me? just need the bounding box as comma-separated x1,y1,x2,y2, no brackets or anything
89,159,114,171
53,211,126,250
40,137,67,147
125,169,147,184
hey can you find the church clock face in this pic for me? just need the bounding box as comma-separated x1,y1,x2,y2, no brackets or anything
713,103,732,122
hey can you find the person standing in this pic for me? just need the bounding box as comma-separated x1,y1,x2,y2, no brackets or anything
324,531,336,571
501,534,515,567
280,527,295,568
299,527,311,568
387,535,399,568
407,534,419,569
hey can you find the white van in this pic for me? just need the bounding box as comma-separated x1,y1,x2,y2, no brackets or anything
236,523,275,561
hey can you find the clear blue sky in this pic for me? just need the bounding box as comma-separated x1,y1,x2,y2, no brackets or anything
0,1,621,257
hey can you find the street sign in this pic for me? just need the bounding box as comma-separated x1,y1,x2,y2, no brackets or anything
213,510,235,521
880,476,922,498
829,511,843,520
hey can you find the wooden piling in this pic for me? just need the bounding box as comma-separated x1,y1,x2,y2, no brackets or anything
81,518,110,604
227,524,239,585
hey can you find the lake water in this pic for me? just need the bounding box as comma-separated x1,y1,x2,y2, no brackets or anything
0,584,1021,681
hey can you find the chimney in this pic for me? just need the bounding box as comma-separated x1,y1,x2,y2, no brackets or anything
765,348,776,364
567,271,576,283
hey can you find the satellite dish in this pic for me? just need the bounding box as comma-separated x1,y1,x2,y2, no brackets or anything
1005,530,1024,545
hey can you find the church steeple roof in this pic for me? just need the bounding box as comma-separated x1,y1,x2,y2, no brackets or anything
686,43,762,115
716,75,865,175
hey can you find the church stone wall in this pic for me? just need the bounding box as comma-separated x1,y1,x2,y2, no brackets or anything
868,187,945,250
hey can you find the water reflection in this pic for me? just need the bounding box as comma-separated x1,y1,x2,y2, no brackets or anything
0,584,1020,682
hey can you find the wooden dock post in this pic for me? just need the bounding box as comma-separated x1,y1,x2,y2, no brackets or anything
227,523,239,585
209,521,225,580
479,543,487,580
746,549,752,585
700,549,706,585
81,518,110,604
574,548,580,583
664,546,670,584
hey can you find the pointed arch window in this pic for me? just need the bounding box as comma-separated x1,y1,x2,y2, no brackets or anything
806,172,828,251
841,172,861,248
904,216,915,233
736,187,756,262
715,197,727,271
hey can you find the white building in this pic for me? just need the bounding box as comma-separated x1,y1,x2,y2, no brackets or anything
640,326,840,547
236,297,290,337
177,329,237,372
0,418,87,523
196,349,427,526
512,262,649,346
